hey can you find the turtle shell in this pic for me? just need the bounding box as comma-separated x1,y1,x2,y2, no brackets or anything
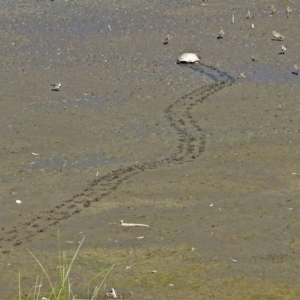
177,53,200,63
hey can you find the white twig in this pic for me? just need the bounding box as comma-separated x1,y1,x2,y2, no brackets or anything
120,220,150,228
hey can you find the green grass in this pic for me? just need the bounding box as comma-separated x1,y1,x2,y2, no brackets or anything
19,233,114,300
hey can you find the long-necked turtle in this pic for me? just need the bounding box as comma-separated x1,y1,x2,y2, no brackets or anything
177,53,200,64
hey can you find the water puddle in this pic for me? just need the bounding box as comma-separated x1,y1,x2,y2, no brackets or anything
229,62,299,84
186,61,299,86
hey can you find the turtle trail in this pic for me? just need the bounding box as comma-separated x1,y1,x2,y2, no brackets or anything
0,63,235,253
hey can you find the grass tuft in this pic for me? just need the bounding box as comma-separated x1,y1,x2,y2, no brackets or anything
19,233,114,300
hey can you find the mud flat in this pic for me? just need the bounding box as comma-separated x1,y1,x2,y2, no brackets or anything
1,0,300,299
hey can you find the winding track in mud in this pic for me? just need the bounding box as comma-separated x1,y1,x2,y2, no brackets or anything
0,63,235,253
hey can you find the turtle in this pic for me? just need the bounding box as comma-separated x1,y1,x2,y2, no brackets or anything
177,53,200,64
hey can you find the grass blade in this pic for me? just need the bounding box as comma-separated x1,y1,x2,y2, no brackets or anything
28,249,58,300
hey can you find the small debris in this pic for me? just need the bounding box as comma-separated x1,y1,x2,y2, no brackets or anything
286,6,292,18
251,23,254,29
106,288,122,299
163,34,170,45
231,14,234,24
16,200,22,204
230,258,237,262
272,31,284,41
136,236,144,239
31,152,39,156
50,83,62,91
270,4,276,15
246,10,254,19
209,203,214,207
280,45,287,55
238,72,246,79
120,220,150,228
218,27,225,39
152,270,157,273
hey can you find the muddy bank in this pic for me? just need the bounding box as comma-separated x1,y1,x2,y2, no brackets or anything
1,0,300,299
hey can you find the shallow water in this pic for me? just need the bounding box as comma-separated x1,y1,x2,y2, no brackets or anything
229,62,300,84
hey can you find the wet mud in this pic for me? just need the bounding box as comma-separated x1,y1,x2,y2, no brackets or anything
1,0,300,299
